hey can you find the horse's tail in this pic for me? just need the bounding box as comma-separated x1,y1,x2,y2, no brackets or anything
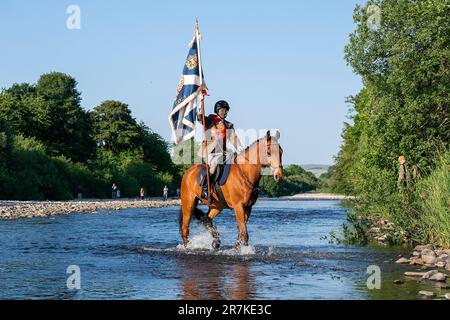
192,198,206,221
178,206,183,235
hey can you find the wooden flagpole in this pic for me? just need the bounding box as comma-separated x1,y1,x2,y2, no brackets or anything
196,20,211,203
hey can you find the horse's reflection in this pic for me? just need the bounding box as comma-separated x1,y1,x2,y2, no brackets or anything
177,257,255,300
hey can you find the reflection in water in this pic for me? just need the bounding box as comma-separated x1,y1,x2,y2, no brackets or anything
177,256,255,300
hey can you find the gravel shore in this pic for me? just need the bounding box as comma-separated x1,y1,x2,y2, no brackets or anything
282,193,354,200
0,198,180,220
0,194,351,220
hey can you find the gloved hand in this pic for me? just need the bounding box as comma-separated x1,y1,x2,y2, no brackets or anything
236,146,245,154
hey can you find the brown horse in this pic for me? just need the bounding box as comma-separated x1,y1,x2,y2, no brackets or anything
179,130,283,249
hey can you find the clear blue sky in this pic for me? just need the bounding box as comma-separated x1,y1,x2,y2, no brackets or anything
0,0,365,165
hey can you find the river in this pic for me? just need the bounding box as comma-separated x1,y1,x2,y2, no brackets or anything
0,199,444,299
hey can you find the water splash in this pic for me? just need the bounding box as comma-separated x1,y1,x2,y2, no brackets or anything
222,245,256,256
175,230,215,251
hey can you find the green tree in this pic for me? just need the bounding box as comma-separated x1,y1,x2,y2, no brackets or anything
91,100,142,155
0,119,13,164
330,0,450,245
343,0,449,173
139,122,175,174
0,83,40,136
259,164,319,197
34,72,95,162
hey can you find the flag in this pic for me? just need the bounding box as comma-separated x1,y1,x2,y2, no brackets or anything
168,27,205,145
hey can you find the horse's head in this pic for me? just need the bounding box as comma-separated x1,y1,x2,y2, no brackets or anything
264,130,283,182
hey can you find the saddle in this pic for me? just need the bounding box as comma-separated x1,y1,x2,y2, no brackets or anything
197,164,231,206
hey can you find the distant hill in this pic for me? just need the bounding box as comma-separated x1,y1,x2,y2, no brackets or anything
300,164,330,178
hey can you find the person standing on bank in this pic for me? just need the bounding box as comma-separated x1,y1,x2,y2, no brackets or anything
197,100,244,199
163,185,169,201
112,183,118,199
397,155,419,191
140,187,145,200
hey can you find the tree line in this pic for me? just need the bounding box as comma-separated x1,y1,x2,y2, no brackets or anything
0,72,178,200
0,72,321,200
325,0,449,246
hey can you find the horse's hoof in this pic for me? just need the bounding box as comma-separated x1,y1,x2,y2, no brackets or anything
232,241,241,251
212,239,221,250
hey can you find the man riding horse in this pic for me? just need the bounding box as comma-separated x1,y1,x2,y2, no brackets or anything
197,100,244,200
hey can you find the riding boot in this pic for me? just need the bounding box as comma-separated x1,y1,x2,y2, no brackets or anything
201,173,210,200
201,173,216,203
201,183,209,200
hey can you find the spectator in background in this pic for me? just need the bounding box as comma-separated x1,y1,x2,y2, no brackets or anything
397,155,419,191
140,187,145,200
112,183,118,199
163,186,169,201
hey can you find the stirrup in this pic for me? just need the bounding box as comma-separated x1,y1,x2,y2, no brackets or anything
201,187,209,200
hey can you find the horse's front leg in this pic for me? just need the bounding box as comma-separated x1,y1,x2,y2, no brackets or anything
205,208,222,250
233,205,249,247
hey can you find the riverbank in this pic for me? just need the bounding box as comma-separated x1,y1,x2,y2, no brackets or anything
0,198,181,220
282,193,354,200
0,194,352,220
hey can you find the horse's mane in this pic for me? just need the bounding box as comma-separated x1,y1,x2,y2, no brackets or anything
241,135,278,155
244,138,262,151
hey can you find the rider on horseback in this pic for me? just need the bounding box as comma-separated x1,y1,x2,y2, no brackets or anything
197,100,244,199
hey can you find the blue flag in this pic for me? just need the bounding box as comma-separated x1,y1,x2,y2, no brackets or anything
169,31,205,144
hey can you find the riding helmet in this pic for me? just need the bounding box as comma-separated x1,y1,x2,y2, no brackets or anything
214,100,230,114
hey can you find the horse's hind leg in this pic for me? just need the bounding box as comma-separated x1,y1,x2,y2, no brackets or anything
233,205,249,248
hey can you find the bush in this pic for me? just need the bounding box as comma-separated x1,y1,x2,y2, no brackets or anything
417,152,450,247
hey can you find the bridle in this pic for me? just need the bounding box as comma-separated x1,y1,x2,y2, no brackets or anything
233,138,283,189
266,142,283,172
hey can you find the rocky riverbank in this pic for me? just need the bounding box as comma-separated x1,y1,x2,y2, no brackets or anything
351,217,449,299
395,244,450,299
0,198,181,220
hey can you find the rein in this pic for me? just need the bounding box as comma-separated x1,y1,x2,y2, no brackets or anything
233,153,257,191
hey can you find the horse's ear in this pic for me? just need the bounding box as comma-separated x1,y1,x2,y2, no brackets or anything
266,130,271,141
275,130,280,140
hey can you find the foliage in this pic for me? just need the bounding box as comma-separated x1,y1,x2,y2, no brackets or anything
330,0,450,246
259,164,319,197
0,73,96,162
416,151,450,247
0,73,180,200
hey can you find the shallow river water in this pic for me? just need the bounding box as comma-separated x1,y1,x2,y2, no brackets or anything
0,199,446,299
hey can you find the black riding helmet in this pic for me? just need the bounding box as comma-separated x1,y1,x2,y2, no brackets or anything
214,100,230,114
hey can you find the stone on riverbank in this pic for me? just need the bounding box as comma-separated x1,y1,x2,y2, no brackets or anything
409,257,424,265
418,291,435,298
405,272,427,277
414,244,435,251
395,257,409,264
422,270,448,282
421,249,437,264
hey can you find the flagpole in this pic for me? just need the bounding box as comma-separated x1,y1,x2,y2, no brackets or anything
196,20,212,203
